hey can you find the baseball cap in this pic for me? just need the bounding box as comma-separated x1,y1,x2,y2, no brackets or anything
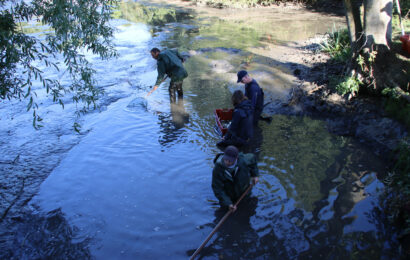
223,145,239,163
237,70,248,83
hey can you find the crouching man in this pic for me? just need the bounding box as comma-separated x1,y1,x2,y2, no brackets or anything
212,145,259,211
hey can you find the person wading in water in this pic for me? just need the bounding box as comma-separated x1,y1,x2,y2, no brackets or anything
217,90,254,149
237,70,264,126
148,48,188,103
212,145,259,212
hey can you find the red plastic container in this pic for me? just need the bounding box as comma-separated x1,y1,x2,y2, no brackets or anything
214,108,233,136
400,35,410,54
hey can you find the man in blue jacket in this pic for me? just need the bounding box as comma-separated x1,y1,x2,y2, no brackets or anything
237,70,264,125
148,47,188,102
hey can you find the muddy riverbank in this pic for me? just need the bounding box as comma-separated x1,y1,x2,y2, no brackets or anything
265,36,408,159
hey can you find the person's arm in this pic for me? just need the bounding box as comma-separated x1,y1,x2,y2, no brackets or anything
226,109,240,136
250,83,259,108
243,153,259,184
212,168,233,207
147,59,167,96
155,60,167,86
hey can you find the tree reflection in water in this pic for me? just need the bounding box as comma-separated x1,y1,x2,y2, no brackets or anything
200,196,259,259
0,208,91,259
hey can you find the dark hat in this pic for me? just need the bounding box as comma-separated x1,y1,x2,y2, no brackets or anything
237,70,248,83
223,145,239,163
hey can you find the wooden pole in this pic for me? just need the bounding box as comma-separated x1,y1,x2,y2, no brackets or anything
189,183,254,260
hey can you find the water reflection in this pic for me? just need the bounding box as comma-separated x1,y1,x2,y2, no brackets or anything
241,125,264,156
157,98,190,147
0,208,91,259
201,196,259,259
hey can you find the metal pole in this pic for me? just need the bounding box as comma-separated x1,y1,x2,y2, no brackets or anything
189,183,254,260
395,0,405,36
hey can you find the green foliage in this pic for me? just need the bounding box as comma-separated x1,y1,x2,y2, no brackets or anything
394,0,410,17
0,0,119,128
394,139,410,177
335,75,362,96
382,88,410,129
384,138,410,239
320,27,351,62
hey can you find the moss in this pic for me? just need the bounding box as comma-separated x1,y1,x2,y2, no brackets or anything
384,97,410,130
112,1,178,26
384,139,410,251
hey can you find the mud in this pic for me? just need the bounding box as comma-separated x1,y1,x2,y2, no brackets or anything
267,35,408,158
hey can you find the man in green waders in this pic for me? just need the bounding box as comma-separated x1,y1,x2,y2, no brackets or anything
148,47,188,103
212,145,259,211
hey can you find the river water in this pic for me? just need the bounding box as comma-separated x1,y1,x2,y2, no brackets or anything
0,1,401,259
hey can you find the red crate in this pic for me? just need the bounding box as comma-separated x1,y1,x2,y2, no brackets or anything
214,108,233,136
400,35,410,54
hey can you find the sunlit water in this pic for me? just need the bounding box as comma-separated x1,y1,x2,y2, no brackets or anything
22,4,400,260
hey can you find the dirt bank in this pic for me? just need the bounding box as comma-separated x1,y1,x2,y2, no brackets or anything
265,35,408,159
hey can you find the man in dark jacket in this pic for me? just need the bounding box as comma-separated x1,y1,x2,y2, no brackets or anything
148,48,188,102
212,145,259,211
237,70,264,125
217,90,253,148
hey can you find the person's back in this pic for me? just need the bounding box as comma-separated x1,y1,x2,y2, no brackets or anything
244,79,264,113
150,47,188,102
157,49,188,83
229,99,253,143
217,90,253,148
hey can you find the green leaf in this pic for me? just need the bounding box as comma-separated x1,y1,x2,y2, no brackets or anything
27,97,33,111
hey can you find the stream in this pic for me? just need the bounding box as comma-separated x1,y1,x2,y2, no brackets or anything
0,1,401,259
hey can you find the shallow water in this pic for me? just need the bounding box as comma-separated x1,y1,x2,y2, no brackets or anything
2,2,401,259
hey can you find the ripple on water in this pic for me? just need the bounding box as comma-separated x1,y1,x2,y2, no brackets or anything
16,8,400,260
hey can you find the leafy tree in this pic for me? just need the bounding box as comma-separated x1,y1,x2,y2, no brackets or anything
343,0,408,96
0,0,119,128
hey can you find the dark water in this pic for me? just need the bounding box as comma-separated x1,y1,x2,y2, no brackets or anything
3,3,401,260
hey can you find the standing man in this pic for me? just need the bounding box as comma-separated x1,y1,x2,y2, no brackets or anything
148,48,188,102
212,145,259,211
237,70,264,125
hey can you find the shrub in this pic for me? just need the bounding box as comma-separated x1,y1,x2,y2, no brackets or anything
320,27,351,63
335,75,362,96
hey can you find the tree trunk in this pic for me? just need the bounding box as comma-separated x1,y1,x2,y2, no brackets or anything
363,0,393,92
343,0,394,94
343,0,364,53
363,0,393,48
